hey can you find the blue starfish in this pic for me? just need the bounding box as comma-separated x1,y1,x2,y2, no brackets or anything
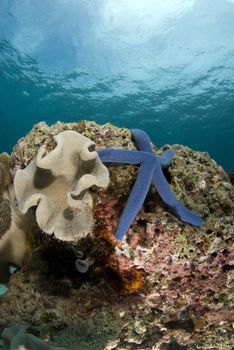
97,129,203,240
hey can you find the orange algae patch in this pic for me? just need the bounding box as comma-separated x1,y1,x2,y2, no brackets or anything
108,254,145,294
92,229,117,262
215,165,225,174
94,229,145,293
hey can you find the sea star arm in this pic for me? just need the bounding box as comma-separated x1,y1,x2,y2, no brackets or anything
130,128,203,226
159,149,174,168
130,128,153,153
152,165,203,226
115,157,157,240
130,128,174,168
97,148,154,165
98,148,157,240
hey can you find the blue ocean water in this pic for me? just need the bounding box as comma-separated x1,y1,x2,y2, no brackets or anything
0,0,234,171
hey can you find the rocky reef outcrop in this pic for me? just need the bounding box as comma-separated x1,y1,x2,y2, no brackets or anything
0,153,12,240
0,121,233,350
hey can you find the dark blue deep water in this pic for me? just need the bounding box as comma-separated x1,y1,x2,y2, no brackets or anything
0,0,234,170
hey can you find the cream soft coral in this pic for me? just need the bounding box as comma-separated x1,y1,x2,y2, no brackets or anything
14,130,109,242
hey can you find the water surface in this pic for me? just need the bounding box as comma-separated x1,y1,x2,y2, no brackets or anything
0,0,234,170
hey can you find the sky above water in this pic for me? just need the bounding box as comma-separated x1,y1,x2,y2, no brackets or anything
0,0,234,170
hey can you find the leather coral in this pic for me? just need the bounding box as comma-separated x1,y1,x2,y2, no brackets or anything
14,130,109,242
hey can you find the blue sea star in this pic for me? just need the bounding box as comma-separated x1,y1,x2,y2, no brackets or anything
97,129,203,240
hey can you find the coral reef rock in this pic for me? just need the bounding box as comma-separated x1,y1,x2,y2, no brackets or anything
0,120,233,350
0,152,13,240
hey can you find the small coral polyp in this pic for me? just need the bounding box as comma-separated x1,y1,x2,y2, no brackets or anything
14,130,109,241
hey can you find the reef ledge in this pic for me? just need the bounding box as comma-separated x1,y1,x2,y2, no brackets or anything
0,120,233,350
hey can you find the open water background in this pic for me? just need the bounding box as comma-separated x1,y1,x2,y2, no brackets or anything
0,0,234,171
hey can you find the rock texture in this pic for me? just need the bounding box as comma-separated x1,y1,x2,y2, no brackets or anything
0,153,12,239
0,121,233,350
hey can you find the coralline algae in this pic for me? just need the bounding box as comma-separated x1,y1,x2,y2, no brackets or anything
0,120,233,350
